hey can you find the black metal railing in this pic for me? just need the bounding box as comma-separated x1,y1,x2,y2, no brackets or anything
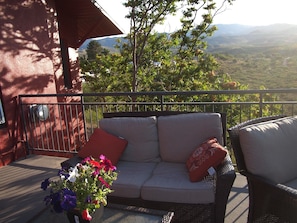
19,89,297,154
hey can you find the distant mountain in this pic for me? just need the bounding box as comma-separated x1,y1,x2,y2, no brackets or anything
212,24,253,36
79,37,122,52
208,24,297,51
79,24,297,52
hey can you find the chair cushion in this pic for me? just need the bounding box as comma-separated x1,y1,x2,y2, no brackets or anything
99,116,159,162
239,116,297,183
186,137,227,182
141,162,215,204
78,128,127,165
158,113,224,163
110,161,157,198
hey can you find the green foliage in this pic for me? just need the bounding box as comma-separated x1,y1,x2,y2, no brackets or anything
81,0,239,93
85,40,109,60
79,0,283,123
214,44,297,89
82,52,131,93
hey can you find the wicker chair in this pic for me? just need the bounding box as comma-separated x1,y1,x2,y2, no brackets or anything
227,115,297,223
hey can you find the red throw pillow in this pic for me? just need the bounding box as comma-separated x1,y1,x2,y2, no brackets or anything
78,128,128,165
186,137,227,182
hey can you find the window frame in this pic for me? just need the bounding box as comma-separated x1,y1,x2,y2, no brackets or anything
0,88,7,129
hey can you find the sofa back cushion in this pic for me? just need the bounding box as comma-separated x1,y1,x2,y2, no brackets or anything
158,113,224,163
239,116,297,183
99,116,159,162
78,128,127,165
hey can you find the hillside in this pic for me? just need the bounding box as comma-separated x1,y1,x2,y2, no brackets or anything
208,24,297,89
79,24,297,89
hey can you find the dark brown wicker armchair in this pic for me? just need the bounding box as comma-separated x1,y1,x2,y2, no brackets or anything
227,115,297,223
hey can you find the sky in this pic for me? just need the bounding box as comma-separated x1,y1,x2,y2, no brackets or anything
96,0,297,34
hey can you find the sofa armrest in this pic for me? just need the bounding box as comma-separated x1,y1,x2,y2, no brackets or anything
215,153,236,223
216,153,235,177
245,172,297,222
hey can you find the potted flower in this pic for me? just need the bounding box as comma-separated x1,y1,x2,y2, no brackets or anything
41,155,117,222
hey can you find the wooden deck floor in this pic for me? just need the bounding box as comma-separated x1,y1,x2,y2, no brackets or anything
0,155,249,223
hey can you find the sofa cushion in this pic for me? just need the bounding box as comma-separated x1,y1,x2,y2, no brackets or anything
239,116,297,183
99,116,159,162
110,161,157,198
186,137,227,182
141,162,215,204
78,128,128,165
158,113,224,163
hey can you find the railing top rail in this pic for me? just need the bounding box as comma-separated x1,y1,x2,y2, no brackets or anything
18,88,297,155
18,88,297,98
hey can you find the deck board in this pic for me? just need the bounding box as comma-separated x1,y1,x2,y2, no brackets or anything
0,155,67,223
0,155,248,223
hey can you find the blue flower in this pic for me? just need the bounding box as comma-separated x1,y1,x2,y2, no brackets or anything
58,169,70,179
44,195,52,206
85,195,92,203
41,178,50,190
50,192,63,213
60,189,76,211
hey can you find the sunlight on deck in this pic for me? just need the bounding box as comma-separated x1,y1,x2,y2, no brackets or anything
0,155,248,223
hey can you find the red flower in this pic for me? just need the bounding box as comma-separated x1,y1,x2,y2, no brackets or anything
99,155,116,171
82,209,92,221
89,160,102,169
92,200,99,205
98,176,110,188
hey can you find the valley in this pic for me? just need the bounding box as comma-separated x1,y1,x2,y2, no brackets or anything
79,24,297,89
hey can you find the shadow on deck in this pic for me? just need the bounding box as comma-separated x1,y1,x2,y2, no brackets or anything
0,155,248,223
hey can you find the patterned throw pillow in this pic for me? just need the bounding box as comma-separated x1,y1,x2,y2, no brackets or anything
186,137,227,182
78,128,128,165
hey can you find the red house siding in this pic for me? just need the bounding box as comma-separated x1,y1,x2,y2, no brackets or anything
0,0,122,167
0,0,82,166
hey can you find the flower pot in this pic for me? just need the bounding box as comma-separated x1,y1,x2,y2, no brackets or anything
66,206,104,223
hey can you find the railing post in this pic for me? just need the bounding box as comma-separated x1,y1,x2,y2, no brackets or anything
81,95,88,141
160,95,164,111
259,92,263,117
19,96,30,154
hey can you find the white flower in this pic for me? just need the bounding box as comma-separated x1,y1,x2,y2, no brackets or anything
68,165,80,183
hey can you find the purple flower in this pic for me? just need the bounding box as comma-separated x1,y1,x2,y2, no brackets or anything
50,192,63,213
92,169,99,177
41,178,50,190
82,157,91,164
60,189,76,211
99,154,106,160
58,169,70,179
85,195,92,203
44,195,52,206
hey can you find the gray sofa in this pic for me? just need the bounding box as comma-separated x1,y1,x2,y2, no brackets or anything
62,112,236,223
228,115,297,223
